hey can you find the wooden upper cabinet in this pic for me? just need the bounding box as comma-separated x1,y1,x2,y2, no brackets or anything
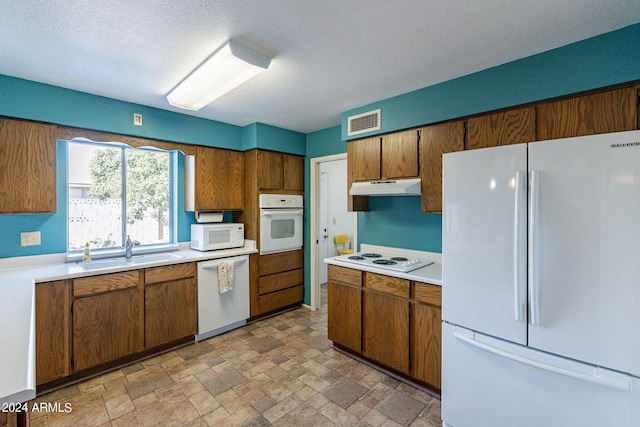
257,150,283,190
420,120,464,213
536,86,638,140
381,129,419,178
467,107,536,150
347,130,419,212
185,146,244,211
349,130,419,182
0,118,57,213
283,154,304,191
348,137,381,181
255,150,304,192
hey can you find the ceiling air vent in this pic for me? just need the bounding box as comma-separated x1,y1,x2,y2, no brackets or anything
348,109,381,136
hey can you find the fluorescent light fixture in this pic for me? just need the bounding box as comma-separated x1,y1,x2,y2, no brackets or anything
167,40,271,110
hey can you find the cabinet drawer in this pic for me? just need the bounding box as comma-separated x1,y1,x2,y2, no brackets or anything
258,285,303,314
259,250,303,276
73,271,139,297
365,272,410,298
259,268,303,295
145,262,195,286
413,282,442,307
328,265,363,287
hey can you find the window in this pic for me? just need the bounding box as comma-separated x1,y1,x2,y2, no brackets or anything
68,140,176,257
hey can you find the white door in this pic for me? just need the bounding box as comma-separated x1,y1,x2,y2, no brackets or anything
443,144,528,344
318,171,329,284
528,130,640,376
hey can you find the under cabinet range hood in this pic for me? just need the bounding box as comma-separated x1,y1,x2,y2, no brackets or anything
349,178,421,196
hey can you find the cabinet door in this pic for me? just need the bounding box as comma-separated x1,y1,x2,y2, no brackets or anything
328,282,362,352
257,250,304,315
381,129,419,179
363,289,410,373
283,154,304,191
327,265,363,352
192,146,244,211
72,272,142,371
257,150,283,190
467,107,536,150
411,283,442,391
536,86,637,140
145,275,196,348
0,118,57,213
348,137,381,181
420,121,464,213
36,280,71,385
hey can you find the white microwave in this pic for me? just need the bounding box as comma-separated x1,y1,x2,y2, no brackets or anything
190,223,244,251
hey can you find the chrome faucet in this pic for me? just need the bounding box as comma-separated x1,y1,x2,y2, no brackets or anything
125,235,140,259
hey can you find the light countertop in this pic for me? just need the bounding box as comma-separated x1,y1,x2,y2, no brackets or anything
324,244,442,286
0,241,257,283
0,241,257,404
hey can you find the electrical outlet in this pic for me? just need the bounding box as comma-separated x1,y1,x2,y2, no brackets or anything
20,231,41,247
133,113,143,126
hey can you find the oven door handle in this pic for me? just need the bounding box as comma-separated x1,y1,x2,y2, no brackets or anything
261,209,303,216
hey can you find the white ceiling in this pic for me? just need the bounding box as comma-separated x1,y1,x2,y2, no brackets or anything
1,1,639,134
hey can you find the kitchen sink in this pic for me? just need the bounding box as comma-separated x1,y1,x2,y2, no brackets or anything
76,252,185,270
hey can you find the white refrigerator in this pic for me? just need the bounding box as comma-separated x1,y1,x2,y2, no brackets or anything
441,130,640,427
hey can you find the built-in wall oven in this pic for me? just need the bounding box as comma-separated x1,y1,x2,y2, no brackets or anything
259,194,303,254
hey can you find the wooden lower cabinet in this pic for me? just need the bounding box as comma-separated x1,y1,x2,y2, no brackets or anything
144,263,197,348
35,263,200,390
327,266,442,392
363,273,410,373
255,250,304,316
35,280,71,385
72,271,143,372
363,289,410,373
327,265,362,352
411,283,442,390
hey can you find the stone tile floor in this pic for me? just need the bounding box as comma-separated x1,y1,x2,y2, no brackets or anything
29,286,441,426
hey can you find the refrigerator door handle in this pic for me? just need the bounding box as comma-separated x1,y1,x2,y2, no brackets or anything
513,171,527,321
528,169,541,325
453,329,632,392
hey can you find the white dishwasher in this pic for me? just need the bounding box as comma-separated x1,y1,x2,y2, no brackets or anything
196,255,250,341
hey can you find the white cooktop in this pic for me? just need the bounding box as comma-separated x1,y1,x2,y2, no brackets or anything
333,252,434,273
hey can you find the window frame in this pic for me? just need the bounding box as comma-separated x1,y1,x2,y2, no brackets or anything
66,139,178,261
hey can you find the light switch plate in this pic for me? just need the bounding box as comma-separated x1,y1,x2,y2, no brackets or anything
20,231,41,247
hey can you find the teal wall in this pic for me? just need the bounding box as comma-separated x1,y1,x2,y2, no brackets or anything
341,23,640,140
0,76,242,150
243,122,306,155
0,75,303,258
302,23,640,304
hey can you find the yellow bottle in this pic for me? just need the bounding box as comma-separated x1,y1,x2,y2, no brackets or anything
83,242,91,264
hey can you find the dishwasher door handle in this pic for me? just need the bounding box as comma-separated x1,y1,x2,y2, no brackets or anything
199,257,247,270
